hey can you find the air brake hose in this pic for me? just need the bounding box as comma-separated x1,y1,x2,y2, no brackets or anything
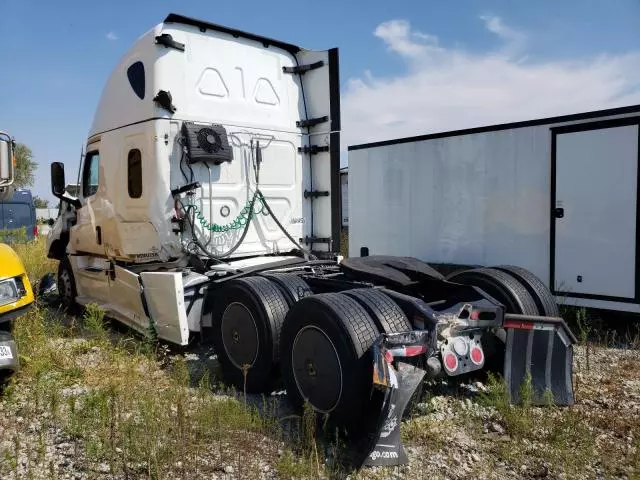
178,190,315,261
254,190,316,261
177,193,258,261
177,134,316,261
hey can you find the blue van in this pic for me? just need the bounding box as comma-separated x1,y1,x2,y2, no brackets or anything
0,189,37,242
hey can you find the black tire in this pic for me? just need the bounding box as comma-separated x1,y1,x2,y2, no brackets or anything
493,265,559,317
342,288,412,334
280,293,380,432
57,258,78,313
210,276,289,393
259,273,312,307
446,268,539,373
446,268,539,315
342,288,424,414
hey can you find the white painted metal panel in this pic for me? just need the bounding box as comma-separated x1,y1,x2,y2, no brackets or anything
557,294,640,314
173,26,300,133
110,266,149,333
341,172,348,227
349,126,552,283
297,49,338,253
140,272,190,345
348,110,640,313
71,255,111,305
554,125,639,298
84,18,339,263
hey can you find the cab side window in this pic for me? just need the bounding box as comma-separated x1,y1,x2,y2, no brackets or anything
127,149,142,198
82,151,100,198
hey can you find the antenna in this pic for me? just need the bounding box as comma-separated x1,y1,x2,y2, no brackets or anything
75,143,84,195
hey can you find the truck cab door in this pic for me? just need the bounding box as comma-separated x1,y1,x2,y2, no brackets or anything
71,148,106,256
69,145,111,304
290,48,341,255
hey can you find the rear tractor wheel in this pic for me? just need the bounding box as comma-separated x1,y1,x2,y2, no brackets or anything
343,288,425,416
446,267,539,372
259,273,312,306
493,265,559,317
210,276,289,393
280,292,380,434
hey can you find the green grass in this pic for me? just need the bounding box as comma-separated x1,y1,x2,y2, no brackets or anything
1,302,285,478
477,373,596,477
0,238,345,479
10,235,57,285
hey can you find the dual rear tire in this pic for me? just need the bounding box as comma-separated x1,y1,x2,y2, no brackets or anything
209,276,289,393
210,279,411,432
446,266,557,317
279,293,380,428
446,266,558,371
211,266,554,426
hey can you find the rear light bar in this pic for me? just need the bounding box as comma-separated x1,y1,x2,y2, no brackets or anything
440,333,485,376
386,344,428,359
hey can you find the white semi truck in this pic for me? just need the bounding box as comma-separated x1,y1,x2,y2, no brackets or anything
46,13,576,466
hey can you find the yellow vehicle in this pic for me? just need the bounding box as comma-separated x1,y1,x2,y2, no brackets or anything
0,243,34,318
0,130,29,375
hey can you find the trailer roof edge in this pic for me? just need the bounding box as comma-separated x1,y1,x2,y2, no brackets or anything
163,13,302,55
347,104,640,151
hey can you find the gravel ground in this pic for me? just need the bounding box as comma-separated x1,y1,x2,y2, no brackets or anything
375,344,640,480
1,336,638,479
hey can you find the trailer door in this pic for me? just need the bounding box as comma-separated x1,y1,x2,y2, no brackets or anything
552,119,640,302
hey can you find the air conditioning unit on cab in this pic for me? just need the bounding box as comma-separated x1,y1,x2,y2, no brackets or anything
181,121,233,165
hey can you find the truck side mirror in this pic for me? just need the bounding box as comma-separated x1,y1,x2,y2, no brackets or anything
0,138,14,186
50,162,82,209
51,162,66,196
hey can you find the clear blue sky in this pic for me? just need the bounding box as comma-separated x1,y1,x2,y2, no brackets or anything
1,0,639,203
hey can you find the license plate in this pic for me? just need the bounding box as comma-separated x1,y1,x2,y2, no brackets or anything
0,345,13,360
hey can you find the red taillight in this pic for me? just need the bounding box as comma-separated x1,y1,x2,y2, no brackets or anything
443,352,458,371
470,345,484,365
384,350,394,363
385,345,428,360
33,225,38,237
403,345,427,357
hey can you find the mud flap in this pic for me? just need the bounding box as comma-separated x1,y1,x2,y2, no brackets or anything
362,361,425,467
503,315,577,406
358,330,431,468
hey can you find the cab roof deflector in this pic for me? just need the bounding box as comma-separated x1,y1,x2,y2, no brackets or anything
163,13,302,55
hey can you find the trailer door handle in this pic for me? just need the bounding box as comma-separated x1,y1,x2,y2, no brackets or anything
553,207,564,219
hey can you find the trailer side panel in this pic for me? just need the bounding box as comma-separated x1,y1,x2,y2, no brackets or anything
349,108,640,313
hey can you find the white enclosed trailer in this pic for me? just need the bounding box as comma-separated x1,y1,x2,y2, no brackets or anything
348,105,640,314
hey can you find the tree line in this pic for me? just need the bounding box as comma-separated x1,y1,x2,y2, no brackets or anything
12,142,53,209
